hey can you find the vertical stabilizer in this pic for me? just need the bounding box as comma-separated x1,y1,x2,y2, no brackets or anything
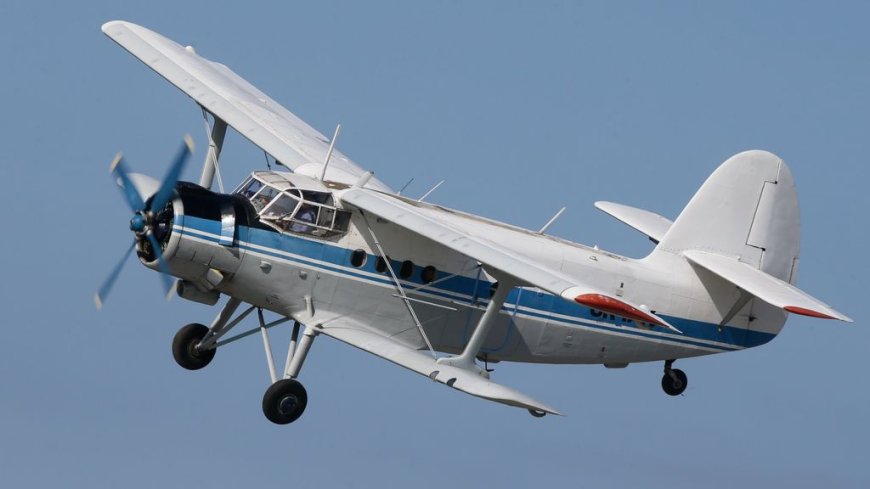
652,150,800,283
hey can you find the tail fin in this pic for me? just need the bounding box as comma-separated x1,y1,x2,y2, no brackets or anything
649,150,851,326
652,150,799,283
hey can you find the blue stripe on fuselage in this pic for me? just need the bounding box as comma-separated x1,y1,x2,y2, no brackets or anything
176,215,776,352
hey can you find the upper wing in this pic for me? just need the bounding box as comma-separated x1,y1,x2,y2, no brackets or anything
339,188,681,333
101,21,392,193
318,317,561,415
594,201,672,243
684,250,852,322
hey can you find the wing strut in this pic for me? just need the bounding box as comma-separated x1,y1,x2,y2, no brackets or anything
199,108,227,191
319,124,342,181
436,277,515,377
358,211,438,358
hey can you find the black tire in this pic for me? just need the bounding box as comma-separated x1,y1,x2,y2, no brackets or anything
172,323,216,370
661,368,688,396
262,379,308,425
528,409,547,418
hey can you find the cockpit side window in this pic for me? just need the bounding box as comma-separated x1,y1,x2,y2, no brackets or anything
301,190,332,205
251,186,280,212
261,194,300,222
239,178,264,199
235,172,352,238
290,204,318,233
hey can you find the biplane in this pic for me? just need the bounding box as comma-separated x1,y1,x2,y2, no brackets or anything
97,21,851,424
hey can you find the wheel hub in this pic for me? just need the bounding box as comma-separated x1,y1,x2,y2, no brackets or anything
278,395,298,415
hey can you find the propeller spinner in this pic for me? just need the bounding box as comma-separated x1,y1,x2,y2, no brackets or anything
94,136,195,309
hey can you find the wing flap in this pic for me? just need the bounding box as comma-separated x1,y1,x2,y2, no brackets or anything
101,20,391,192
684,250,852,322
594,201,672,243
339,188,680,332
319,321,561,415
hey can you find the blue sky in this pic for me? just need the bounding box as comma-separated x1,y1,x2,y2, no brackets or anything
1,1,867,487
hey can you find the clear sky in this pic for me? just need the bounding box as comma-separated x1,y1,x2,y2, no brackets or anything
1,1,867,487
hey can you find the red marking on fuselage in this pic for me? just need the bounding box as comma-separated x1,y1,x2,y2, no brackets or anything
574,293,664,326
784,306,836,320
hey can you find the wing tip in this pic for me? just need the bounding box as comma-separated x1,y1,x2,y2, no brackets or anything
101,20,128,35
93,293,103,310
784,305,852,322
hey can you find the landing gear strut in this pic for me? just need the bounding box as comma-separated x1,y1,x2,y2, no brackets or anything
661,359,687,396
258,314,317,425
172,297,315,425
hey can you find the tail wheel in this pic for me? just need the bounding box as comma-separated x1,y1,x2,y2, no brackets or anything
661,368,688,396
262,379,308,425
172,323,216,370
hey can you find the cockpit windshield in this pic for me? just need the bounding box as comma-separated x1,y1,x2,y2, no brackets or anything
234,172,351,237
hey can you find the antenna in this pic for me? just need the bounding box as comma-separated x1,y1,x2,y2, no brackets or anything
538,207,567,234
418,180,445,202
397,177,415,195
319,124,342,181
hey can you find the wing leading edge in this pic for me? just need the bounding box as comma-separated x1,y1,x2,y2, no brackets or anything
101,20,392,192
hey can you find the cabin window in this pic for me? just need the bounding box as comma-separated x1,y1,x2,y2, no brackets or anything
376,256,388,273
350,249,367,268
399,260,414,279
421,265,437,284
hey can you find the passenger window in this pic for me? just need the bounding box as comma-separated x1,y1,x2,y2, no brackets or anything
399,260,414,279
350,249,367,267
421,266,437,284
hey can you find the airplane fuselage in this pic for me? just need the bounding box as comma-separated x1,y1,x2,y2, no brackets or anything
156,180,784,368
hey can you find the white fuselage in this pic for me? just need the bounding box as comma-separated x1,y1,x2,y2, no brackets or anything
157,181,785,368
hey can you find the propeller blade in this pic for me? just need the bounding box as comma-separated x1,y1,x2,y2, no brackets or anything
146,232,175,296
94,240,136,310
110,153,146,212
150,135,195,213
127,172,161,202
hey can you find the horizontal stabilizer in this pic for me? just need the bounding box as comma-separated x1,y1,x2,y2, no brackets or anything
595,201,672,243
684,250,852,322
319,321,561,415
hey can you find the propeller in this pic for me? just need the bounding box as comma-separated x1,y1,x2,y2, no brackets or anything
94,135,195,309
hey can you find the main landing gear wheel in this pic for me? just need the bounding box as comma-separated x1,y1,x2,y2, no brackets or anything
262,379,308,425
661,363,688,396
172,323,216,370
